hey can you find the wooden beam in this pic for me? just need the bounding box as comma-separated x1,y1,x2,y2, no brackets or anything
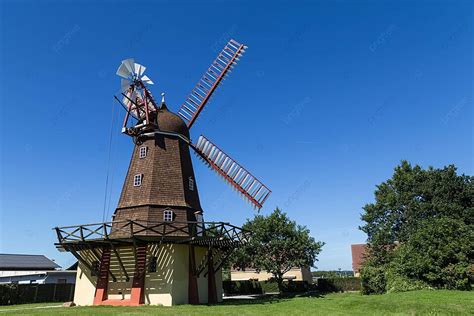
111,244,129,282
70,249,95,274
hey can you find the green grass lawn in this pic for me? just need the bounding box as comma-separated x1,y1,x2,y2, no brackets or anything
0,290,472,315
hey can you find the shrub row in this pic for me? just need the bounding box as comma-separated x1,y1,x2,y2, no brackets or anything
223,277,361,295
223,280,310,295
316,277,361,292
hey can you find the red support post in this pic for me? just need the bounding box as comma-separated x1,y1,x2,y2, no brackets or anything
93,247,112,305
130,244,147,305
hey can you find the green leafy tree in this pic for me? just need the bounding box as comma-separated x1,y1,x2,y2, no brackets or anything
359,161,474,293
231,208,324,293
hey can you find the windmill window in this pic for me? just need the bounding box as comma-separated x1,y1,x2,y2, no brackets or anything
139,146,148,158
189,177,194,191
163,209,173,222
133,174,143,187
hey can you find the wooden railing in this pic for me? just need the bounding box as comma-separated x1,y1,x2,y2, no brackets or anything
54,220,251,248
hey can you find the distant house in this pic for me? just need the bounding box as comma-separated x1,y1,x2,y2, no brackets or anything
0,254,76,284
351,244,368,277
231,267,312,283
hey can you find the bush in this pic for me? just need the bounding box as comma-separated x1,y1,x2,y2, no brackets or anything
280,280,310,293
441,263,472,290
317,277,361,293
360,265,386,295
260,281,279,293
222,280,263,295
391,218,473,291
385,269,432,293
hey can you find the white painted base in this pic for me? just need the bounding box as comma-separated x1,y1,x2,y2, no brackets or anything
73,244,222,306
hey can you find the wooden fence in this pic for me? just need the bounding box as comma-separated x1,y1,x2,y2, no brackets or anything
0,283,74,305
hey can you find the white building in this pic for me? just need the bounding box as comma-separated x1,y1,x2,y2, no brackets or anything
0,253,76,284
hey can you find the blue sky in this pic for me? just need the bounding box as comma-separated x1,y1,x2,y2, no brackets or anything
0,0,472,270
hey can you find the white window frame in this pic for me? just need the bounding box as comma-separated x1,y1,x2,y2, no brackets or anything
163,209,173,222
133,174,143,187
139,146,148,158
189,177,194,191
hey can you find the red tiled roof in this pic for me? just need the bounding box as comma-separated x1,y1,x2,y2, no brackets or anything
351,244,368,272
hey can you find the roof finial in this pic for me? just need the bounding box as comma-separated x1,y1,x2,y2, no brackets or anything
159,92,168,110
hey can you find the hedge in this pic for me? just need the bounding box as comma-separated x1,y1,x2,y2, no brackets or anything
223,280,310,295
223,278,361,295
316,277,361,292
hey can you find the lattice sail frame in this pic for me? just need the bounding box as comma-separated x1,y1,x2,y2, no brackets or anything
192,135,271,209
177,39,247,128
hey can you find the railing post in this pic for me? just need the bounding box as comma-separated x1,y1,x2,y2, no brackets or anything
103,223,108,239
55,228,63,243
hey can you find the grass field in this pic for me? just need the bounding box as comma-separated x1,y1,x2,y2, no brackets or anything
0,290,472,315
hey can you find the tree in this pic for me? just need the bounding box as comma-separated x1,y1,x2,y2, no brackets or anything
231,208,324,293
359,161,474,293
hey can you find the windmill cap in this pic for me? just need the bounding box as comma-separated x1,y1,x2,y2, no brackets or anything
157,107,190,138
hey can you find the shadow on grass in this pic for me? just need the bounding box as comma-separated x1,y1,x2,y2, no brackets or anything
219,291,326,306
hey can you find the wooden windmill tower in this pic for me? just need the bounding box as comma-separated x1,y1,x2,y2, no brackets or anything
55,39,270,306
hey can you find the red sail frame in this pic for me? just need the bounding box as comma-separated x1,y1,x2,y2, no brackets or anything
121,81,159,131
192,135,271,209
178,39,246,129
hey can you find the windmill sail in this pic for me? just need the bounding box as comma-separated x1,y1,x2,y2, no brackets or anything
192,135,271,209
116,59,158,125
177,39,247,129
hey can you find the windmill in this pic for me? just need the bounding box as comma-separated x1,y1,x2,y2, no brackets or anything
114,39,271,210
54,39,268,307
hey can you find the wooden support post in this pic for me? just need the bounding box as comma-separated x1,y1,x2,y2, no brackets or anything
93,247,112,305
207,248,217,304
34,285,38,303
188,245,199,304
53,283,57,301
130,244,147,305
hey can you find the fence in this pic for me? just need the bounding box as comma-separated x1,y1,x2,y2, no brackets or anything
0,283,75,305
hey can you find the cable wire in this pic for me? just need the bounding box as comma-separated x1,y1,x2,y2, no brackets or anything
102,98,117,222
